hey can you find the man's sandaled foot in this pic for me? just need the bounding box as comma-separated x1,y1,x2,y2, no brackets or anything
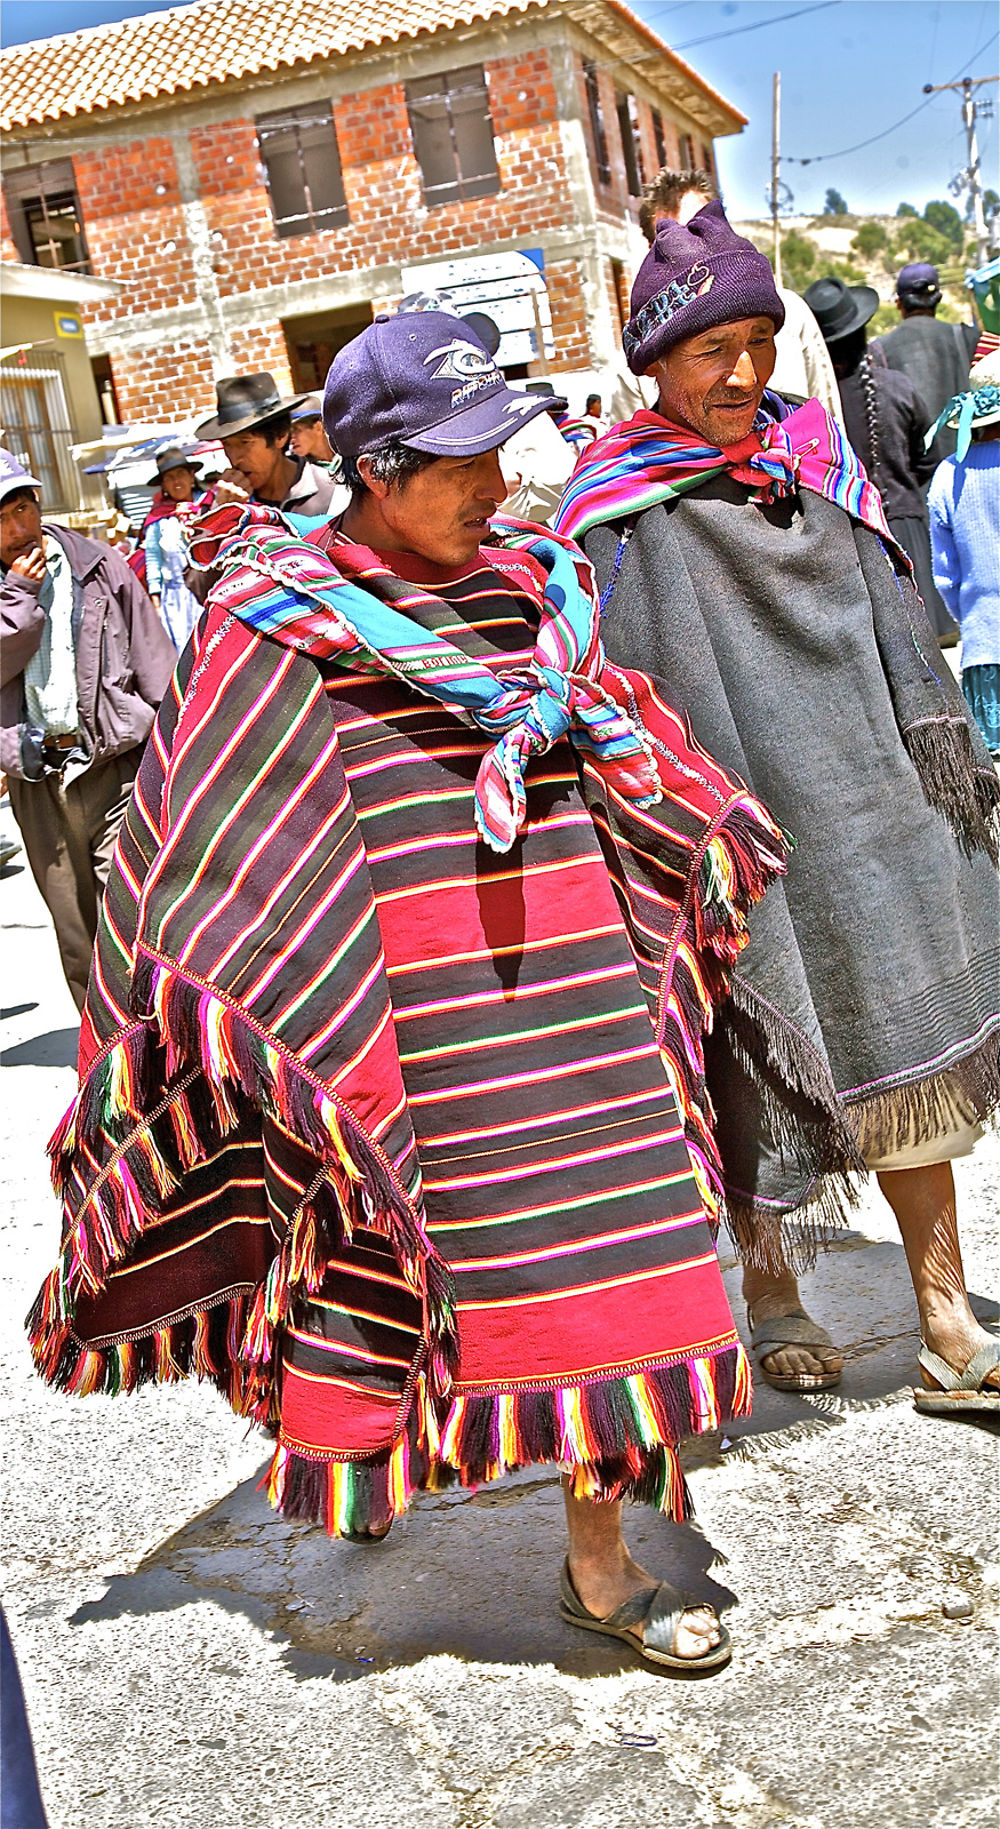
746,1303,843,1393
559,1560,731,1673
913,1339,1000,1415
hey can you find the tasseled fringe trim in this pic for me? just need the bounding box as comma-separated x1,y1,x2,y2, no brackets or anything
719,974,866,1271
654,797,791,1229
265,1347,752,1537
904,716,1000,866
657,934,727,1223
39,952,458,1400
24,1288,251,1408
725,1170,863,1280
847,1027,1000,1161
721,1008,1000,1274
694,798,791,965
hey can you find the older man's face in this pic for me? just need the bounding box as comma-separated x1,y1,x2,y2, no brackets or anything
648,316,776,446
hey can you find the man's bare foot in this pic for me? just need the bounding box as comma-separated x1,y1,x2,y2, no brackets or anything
562,1483,723,1661
743,1269,844,1388
918,1317,1000,1392
567,1545,722,1660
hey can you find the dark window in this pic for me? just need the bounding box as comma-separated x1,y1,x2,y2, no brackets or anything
616,91,645,197
2,160,90,272
680,132,696,170
652,108,668,171
583,61,611,186
406,65,500,208
700,141,715,175
256,102,349,238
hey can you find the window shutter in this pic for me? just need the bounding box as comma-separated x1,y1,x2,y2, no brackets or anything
256,104,348,237
406,66,499,208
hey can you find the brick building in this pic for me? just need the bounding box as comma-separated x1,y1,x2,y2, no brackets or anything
1,0,744,432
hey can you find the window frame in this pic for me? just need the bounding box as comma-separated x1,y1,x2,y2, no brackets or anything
651,108,668,172
405,64,500,210
615,90,645,198
2,159,91,273
583,61,611,187
255,100,349,239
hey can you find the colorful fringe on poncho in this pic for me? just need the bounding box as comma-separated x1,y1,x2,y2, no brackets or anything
28,505,791,1536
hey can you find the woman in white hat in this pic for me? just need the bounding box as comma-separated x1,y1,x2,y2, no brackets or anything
927,346,1000,755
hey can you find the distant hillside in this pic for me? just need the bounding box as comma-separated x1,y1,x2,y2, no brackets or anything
733,208,983,331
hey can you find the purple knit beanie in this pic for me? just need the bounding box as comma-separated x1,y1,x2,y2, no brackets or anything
623,201,785,374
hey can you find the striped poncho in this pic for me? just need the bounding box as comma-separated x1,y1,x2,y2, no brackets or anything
28,510,789,1536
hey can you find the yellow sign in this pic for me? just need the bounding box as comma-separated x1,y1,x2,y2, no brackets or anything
54,311,83,339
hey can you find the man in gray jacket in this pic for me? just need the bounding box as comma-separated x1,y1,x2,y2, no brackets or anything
1,449,176,1010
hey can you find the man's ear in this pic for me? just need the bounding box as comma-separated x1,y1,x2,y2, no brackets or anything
356,455,390,499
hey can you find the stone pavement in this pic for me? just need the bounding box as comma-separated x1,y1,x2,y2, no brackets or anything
1,829,997,1829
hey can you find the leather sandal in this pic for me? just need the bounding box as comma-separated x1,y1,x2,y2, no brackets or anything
746,1304,842,1392
559,1559,731,1673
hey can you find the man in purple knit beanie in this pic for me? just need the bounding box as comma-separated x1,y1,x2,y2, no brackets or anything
556,202,1000,1416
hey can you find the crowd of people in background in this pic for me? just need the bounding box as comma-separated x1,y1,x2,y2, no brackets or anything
2,164,997,1695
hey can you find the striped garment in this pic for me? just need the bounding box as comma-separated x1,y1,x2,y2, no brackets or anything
554,398,901,561
28,515,788,1536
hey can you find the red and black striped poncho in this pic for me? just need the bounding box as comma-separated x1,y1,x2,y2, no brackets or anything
28,528,789,1536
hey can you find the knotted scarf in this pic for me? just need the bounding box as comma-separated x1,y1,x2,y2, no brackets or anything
554,397,900,561
201,503,664,853
925,379,1000,461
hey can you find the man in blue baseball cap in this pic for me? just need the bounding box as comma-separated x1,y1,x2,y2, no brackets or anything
874,262,979,466
29,307,802,1674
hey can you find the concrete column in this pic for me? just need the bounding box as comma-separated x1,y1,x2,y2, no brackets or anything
170,129,234,377
548,36,619,374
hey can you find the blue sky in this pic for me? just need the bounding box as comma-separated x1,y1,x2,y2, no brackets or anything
2,0,997,222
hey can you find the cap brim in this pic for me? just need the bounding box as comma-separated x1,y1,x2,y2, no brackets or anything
0,474,41,501
404,389,553,457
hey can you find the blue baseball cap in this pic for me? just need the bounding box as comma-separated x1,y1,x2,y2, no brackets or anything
0,447,41,505
896,262,941,306
322,311,551,459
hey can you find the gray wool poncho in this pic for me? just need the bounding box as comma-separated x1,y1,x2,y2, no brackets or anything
583,474,1000,1264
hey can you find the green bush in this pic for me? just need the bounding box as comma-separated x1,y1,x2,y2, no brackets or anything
896,201,919,218
852,222,888,257
898,219,951,264
780,229,817,290
869,302,898,336
824,187,849,216
923,200,964,252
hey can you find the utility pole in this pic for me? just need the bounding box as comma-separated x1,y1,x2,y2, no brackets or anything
922,74,998,265
772,72,782,285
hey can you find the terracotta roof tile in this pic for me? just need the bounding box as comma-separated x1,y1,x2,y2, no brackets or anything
0,0,534,132
1,0,743,137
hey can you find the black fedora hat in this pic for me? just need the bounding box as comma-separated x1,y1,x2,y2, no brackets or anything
146,445,203,487
804,276,880,344
195,372,309,441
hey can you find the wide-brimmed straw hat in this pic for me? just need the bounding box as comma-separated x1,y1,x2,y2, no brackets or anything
804,275,880,344
195,372,309,441
926,347,1000,458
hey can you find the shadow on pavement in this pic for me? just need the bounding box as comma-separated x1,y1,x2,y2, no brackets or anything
63,1229,998,1683
68,1465,740,1684
0,1004,38,1022
0,1028,78,1069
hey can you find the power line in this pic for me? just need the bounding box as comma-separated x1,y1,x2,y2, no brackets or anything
787,25,1000,164
672,1,840,55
